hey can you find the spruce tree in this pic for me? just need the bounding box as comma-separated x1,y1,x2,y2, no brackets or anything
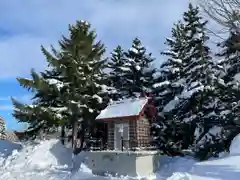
151,22,186,154
212,30,240,155
172,4,229,159
12,69,65,139
12,21,111,153
121,38,156,98
185,31,240,159
174,3,214,151
218,31,240,83
153,4,228,159
152,22,186,114
42,21,111,153
107,45,125,101
108,38,155,99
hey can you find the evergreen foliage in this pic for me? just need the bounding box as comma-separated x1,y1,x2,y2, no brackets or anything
152,3,230,159
108,38,156,99
12,21,112,152
171,4,220,156
151,22,186,155
12,69,64,139
123,38,156,97
107,45,126,101
210,30,240,159
152,22,185,115
10,3,240,161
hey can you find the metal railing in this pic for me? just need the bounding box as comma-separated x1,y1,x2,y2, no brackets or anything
121,138,157,151
89,137,157,151
85,139,108,151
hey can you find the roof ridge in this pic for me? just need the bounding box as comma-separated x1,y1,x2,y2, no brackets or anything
110,97,148,104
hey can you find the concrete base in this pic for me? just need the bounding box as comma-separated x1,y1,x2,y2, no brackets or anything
84,150,161,177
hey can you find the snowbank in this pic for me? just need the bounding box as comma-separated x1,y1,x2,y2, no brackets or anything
0,139,93,180
0,134,240,179
156,133,240,180
156,154,240,180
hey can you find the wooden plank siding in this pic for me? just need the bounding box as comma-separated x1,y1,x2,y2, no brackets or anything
136,116,151,147
105,115,151,150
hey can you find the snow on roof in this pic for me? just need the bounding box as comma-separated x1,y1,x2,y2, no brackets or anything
96,97,149,120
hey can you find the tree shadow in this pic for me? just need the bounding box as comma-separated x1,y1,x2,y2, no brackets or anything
157,156,240,180
192,164,240,180
49,140,88,171
155,156,196,179
0,140,22,157
49,140,73,167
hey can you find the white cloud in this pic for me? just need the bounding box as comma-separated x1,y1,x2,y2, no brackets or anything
0,0,189,78
0,105,13,111
0,35,51,78
0,94,32,104
0,97,9,101
0,94,32,112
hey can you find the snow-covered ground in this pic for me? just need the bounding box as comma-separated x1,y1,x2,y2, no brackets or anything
0,135,240,180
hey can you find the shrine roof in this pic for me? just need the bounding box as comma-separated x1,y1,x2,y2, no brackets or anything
96,97,149,120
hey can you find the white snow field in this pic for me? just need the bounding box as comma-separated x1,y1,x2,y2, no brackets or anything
0,135,240,180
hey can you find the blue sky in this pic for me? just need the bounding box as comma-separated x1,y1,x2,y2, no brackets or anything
0,0,207,131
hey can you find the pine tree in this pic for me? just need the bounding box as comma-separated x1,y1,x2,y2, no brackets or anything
211,30,240,156
153,4,229,159
152,22,186,115
107,45,126,101
121,38,156,98
188,31,240,159
218,31,240,83
173,3,215,150
108,38,155,99
172,4,230,159
12,69,66,139
42,21,111,153
12,21,111,153
151,22,186,154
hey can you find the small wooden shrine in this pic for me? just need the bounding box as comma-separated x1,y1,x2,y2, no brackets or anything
96,95,156,151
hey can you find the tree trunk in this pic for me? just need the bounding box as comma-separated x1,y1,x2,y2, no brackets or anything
60,125,65,145
72,121,78,153
73,122,85,155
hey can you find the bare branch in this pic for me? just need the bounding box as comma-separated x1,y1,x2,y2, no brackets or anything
199,0,240,32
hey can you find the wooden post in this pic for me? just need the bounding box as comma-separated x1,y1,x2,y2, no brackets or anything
121,136,123,151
